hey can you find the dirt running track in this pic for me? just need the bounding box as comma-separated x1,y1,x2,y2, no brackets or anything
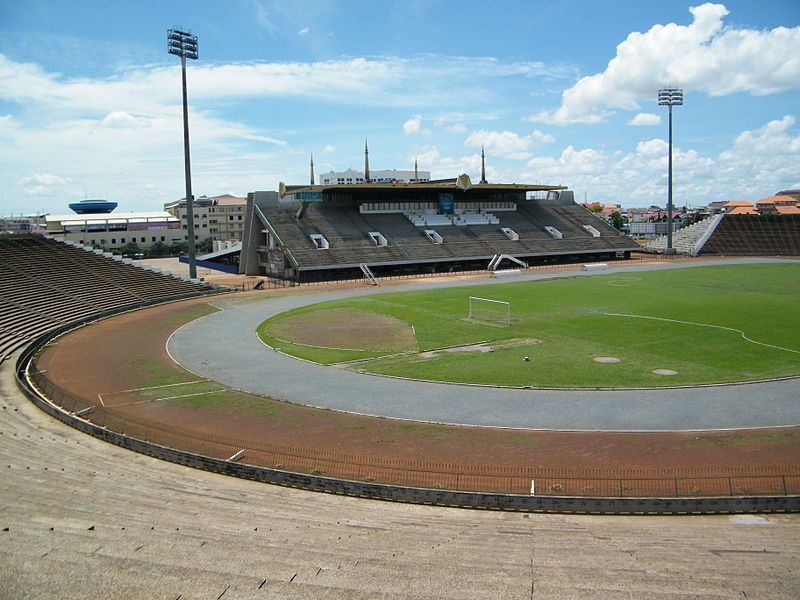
36,293,800,498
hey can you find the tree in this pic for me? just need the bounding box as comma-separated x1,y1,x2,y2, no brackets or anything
120,242,142,257
170,240,188,255
196,237,213,253
146,241,170,258
610,211,624,230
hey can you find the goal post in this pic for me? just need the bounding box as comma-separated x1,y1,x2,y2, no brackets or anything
467,296,511,326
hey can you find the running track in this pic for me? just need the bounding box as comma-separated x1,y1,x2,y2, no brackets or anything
168,259,800,431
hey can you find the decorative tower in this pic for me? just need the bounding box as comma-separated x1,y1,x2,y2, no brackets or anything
364,139,370,183
414,157,418,183
309,153,315,185
480,145,487,184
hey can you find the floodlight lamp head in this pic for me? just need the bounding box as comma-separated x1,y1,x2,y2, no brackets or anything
167,28,199,60
658,88,683,106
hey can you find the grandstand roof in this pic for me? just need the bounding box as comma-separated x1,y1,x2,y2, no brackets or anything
279,177,565,198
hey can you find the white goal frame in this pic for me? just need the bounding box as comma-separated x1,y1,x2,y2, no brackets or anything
467,296,511,326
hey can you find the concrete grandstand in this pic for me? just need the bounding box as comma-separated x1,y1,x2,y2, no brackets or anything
0,235,217,362
647,195,800,256
2,230,800,596
239,176,638,282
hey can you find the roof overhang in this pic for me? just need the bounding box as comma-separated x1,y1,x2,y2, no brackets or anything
279,179,566,198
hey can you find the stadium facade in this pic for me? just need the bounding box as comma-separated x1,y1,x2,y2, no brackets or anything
239,172,639,282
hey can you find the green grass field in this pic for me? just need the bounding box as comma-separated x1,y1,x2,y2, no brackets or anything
257,263,800,388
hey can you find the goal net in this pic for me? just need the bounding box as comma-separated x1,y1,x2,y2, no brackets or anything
467,296,511,326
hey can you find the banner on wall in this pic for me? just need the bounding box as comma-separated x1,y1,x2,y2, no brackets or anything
438,192,454,214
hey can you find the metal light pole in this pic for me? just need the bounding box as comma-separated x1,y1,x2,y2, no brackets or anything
658,88,683,255
168,28,199,279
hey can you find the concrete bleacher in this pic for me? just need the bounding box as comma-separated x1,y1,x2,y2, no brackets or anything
645,215,723,256
644,214,800,256
517,202,584,236
260,198,637,277
3,376,797,599
698,214,800,256
0,235,216,362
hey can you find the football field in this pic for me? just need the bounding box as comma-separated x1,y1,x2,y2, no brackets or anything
257,263,800,388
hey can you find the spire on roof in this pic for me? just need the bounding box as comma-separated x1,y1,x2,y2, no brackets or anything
479,145,487,184
364,139,370,183
414,157,418,182
310,153,315,185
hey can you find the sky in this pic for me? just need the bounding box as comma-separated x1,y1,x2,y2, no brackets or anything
0,0,799,215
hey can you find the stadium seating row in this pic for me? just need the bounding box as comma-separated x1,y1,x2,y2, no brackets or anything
261,201,633,270
700,215,800,256
0,235,215,362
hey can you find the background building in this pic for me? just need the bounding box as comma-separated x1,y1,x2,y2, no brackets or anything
319,168,431,185
0,214,46,234
164,194,247,242
45,211,182,250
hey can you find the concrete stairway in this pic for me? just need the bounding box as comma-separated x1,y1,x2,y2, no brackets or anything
645,214,723,255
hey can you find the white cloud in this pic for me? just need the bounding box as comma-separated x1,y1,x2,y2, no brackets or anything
716,116,800,195
322,144,336,153
100,111,151,129
721,115,800,159
0,51,574,213
522,116,800,205
530,130,555,145
403,115,422,135
431,112,498,134
0,53,571,113
403,114,431,136
629,112,661,126
635,138,668,155
532,4,800,124
465,129,554,160
19,173,69,186
433,111,499,126
18,173,71,197
415,146,491,181
252,0,279,35
240,133,287,145
0,114,16,139
297,27,309,35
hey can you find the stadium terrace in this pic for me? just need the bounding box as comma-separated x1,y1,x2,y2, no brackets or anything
240,173,638,283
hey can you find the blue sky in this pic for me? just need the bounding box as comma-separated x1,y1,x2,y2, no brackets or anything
1,0,798,214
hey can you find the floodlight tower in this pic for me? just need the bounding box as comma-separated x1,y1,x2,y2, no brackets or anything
168,28,199,279
658,87,683,254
